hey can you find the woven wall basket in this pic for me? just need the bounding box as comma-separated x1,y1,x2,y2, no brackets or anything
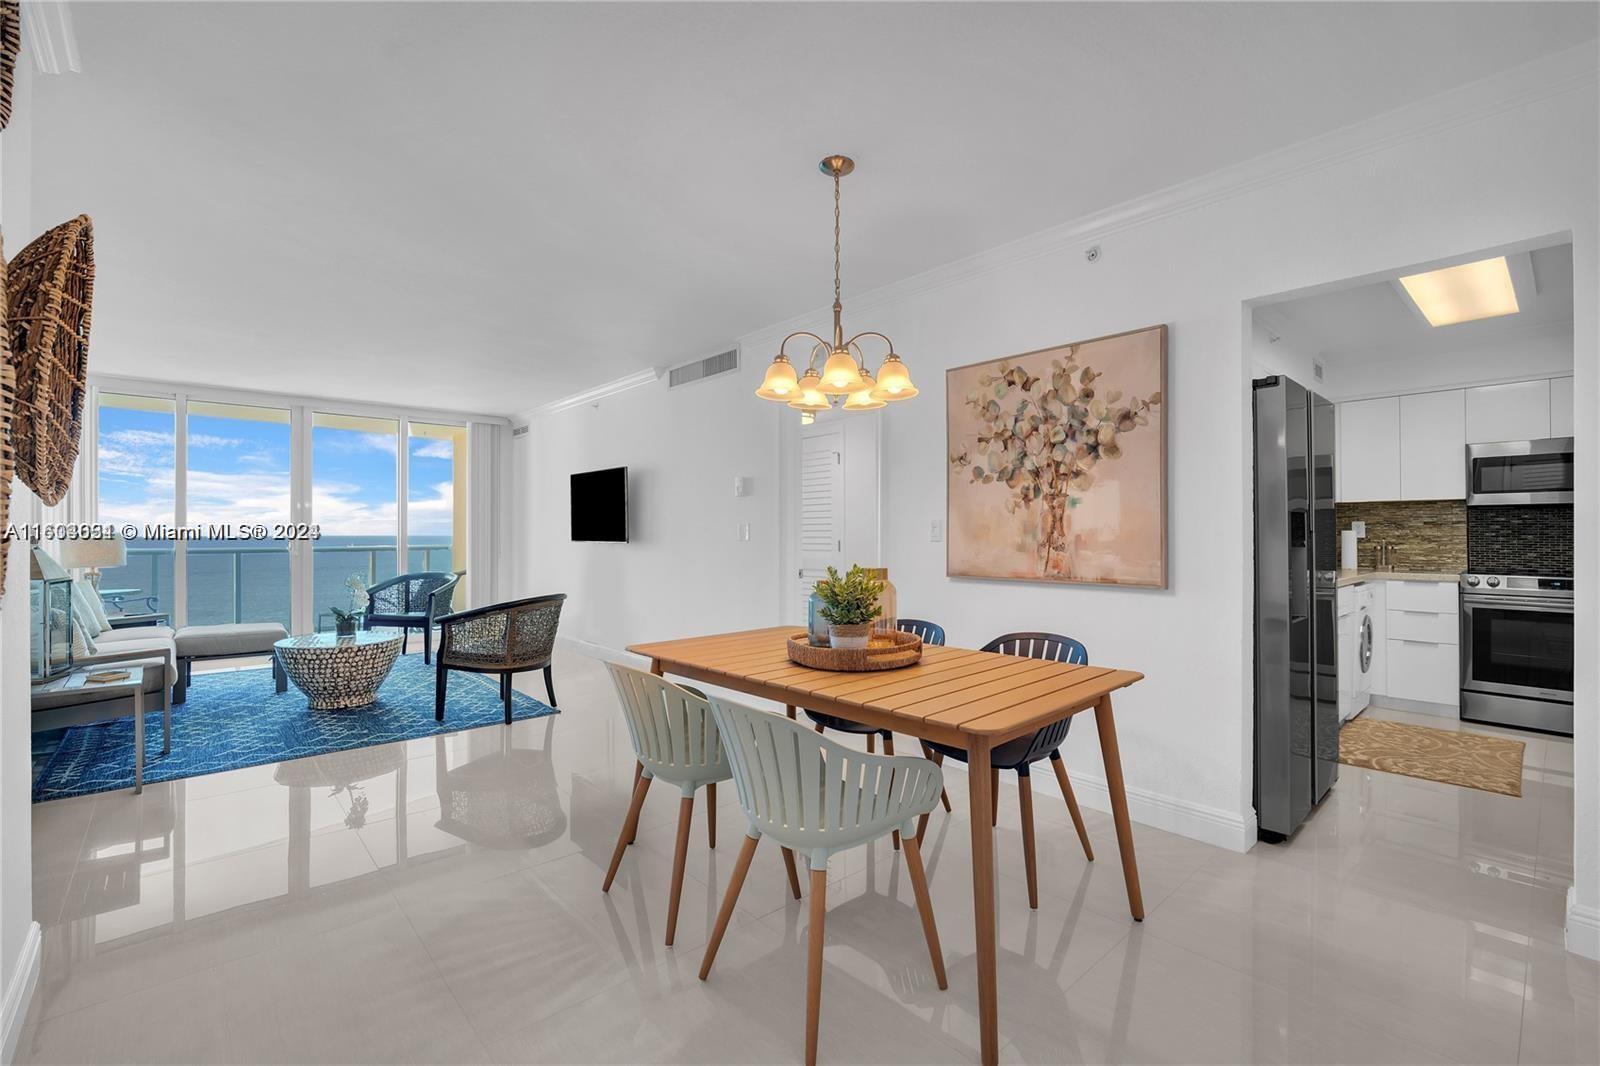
5,215,94,506
0,233,14,596
0,2,18,131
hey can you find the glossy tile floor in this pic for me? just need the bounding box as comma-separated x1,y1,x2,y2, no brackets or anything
18,653,1596,1064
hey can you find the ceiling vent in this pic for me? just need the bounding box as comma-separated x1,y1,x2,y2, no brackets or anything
511,424,530,438
669,349,738,389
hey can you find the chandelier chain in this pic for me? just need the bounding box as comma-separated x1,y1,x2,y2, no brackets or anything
833,172,842,306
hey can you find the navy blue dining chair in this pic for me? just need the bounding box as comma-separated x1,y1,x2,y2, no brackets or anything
799,618,954,845
922,631,1096,910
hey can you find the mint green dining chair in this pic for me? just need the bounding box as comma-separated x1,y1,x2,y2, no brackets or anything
602,662,801,946
698,697,947,1066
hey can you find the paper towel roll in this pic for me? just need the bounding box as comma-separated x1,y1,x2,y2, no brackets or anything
1340,530,1359,571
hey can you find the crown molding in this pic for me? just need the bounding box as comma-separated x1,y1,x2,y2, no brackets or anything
739,43,1599,348
21,2,80,75
529,366,661,418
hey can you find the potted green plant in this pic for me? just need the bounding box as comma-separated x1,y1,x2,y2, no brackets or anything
813,565,884,649
329,573,369,638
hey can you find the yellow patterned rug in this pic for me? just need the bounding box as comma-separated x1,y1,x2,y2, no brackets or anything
1339,717,1524,797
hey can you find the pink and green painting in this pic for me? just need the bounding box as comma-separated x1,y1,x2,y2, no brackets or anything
947,324,1167,588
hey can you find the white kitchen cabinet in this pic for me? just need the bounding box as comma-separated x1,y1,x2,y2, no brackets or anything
1337,396,1401,502
1399,390,1465,499
1550,376,1574,438
1466,379,1551,443
1385,580,1458,613
1385,639,1460,707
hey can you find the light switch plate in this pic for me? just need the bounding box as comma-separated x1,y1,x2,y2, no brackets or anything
930,520,943,543
1352,521,1366,537
733,476,750,497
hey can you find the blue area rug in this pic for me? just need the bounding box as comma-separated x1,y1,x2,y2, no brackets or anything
31,654,558,803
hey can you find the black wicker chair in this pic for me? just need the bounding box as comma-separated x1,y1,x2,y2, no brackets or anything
362,571,460,663
434,594,566,725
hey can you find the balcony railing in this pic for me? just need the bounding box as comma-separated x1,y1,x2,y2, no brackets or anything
115,544,454,627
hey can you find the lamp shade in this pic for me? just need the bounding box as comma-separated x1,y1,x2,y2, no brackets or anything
755,355,800,401
817,348,867,395
56,536,126,570
871,354,919,401
786,370,832,413
842,373,886,411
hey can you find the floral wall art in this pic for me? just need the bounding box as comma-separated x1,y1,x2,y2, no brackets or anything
947,324,1167,588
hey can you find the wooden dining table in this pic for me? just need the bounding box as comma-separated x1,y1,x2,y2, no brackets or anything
626,626,1146,1065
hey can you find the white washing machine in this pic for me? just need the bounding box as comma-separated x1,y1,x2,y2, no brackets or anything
1336,583,1374,721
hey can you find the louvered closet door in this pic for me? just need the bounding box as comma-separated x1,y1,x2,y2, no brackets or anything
798,427,845,617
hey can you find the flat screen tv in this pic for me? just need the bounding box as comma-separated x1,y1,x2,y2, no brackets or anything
571,466,628,542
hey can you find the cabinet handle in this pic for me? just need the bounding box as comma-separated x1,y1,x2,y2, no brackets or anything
1398,609,1440,616
1399,639,1440,646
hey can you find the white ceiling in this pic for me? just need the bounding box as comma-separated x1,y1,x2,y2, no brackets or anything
25,1,1598,415
1259,243,1575,364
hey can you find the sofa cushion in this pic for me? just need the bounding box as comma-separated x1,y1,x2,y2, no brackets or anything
96,625,176,644
175,622,289,658
77,638,177,686
70,580,106,638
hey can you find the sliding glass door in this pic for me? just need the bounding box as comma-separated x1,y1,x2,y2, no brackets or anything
95,393,177,619
91,388,470,633
311,413,400,632
407,422,467,603
185,401,293,627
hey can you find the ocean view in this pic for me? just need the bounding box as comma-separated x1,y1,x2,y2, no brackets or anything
99,535,457,631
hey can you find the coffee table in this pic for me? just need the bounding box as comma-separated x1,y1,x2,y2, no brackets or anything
274,630,403,710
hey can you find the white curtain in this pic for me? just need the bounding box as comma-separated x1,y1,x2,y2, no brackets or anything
465,421,512,608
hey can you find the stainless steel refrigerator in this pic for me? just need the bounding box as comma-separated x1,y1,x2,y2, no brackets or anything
1253,376,1339,842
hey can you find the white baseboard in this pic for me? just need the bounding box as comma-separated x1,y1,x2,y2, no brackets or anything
561,636,1258,853
1023,764,1258,853
1366,695,1458,718
1567,888,1600,961
1,921,41,1066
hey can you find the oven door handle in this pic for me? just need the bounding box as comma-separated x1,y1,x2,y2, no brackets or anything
1461,597,1573,612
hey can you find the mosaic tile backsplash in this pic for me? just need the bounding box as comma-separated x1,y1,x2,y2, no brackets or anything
1333,500,1466,573
1467,505,1574,575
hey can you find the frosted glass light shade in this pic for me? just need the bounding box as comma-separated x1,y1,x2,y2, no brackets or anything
787,370,832,412
843,373,885,410
818,348,867,395
755,355,800,400
871,354,918,400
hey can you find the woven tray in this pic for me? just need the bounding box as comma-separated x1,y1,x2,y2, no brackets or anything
786,629,922,672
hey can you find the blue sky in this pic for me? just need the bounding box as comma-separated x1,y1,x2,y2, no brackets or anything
97,405,457,539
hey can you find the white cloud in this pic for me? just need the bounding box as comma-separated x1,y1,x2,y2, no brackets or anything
411,439,455,460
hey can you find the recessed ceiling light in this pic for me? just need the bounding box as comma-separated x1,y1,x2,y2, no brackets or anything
1399,256,1520,327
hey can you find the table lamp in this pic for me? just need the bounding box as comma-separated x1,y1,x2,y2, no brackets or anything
56,535,127,589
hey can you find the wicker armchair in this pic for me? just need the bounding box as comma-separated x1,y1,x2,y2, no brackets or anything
362,571,460,663
434,593,566,725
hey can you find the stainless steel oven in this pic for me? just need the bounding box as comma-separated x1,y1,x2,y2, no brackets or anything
1466,437,1575,507
1459,574,1573,735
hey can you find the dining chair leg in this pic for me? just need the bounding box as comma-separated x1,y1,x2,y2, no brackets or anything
814,722,824,733
707,782,717,848
805,868,828,1066
785,704,797,719
901,836,947,990
603,772,651,892
991,767,1000,827
1018,771,1039,909
501,672,513,726
543,664,557,707
866,734,875,754
920,742,953,812
666,794,695,946
883,734,900,850
915,812,929,846
434,660,448,720
1049,751,1094,861
628,761,643,844
700,833,759,980
781,847,803,899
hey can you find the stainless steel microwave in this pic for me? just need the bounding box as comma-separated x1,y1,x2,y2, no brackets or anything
1466,437,1575,506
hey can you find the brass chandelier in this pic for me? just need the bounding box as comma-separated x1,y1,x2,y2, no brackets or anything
756,155,917,413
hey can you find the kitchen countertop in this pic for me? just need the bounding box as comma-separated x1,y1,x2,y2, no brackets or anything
1335,569,1462,588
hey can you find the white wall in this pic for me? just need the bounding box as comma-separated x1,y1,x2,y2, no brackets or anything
1249,313,1322,385
517,54,1598,953
0,51,38,1063
514,367,785,652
